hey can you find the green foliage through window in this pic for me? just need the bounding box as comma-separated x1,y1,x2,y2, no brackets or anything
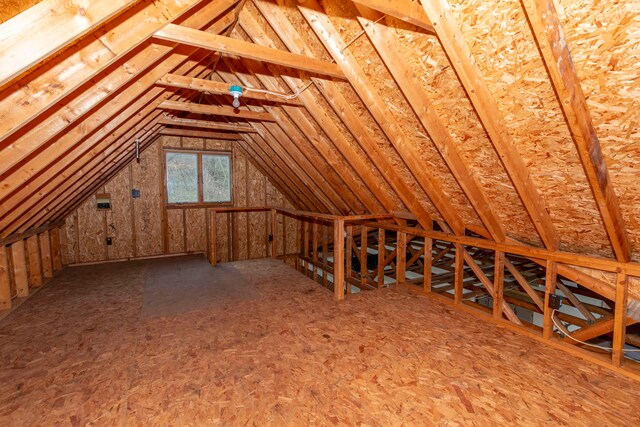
166,151,231,204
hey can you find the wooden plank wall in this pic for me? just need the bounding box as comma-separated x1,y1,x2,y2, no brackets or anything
0,226,64,312
63,136,295,265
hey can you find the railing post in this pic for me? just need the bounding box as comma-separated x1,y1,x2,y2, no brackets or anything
493,251,505,320
360,225,368,287
346,224,353,294
270,209,277,258
312,221,318,281
334,219,345,300
396,231,406,285
302,220,309,277
322,224,328,288
543,260,558,339
612,271,628,367
423,237,432,293
454,244,464,304
377,228,385,288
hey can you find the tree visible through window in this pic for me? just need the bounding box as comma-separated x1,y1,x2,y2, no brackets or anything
203,154,231,202
166,151,232,204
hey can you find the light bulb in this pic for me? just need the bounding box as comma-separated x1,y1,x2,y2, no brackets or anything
232,96,240,108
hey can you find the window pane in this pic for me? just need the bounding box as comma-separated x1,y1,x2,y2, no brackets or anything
203,154,231,203
166,152,198,203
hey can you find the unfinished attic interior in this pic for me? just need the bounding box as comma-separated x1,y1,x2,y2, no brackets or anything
1,0,640,423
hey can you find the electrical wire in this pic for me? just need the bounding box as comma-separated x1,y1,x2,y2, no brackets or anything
551,309,640,353
237,14,387,101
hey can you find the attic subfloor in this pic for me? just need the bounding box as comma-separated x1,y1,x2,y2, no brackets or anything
0,256,638,425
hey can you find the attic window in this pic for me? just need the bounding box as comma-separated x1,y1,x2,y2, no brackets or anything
165,150,232,205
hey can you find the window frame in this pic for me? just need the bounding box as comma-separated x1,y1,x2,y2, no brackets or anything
163,148,233,207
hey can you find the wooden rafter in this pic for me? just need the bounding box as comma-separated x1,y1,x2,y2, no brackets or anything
351,0,435,34
235,140,309,210
0,47,219,234
157,73,304,106
158,116,257,132
355,5,506,242
521,0,631,262
297,0,464,235
154,23,345,79
0,2,237,199
238,134,320,210
214,62,374,215
240,133,326,212
0,0,230,145
228,16,386,215
159,128,243,140
158,99,274,121
0,0,140,89
419,0,559,250
249,2,435,230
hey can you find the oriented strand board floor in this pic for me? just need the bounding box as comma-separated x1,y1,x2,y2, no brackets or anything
0,256,639,425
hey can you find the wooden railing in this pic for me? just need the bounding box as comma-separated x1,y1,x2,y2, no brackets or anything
208,207,640,380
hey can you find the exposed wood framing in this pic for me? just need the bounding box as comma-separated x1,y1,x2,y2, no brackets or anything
159,128,243,140
154,23,345,79
157,74,304,106
355,5,505,241
158,99,274,121
351,0,435,34
419,0,558,249
159,116,257,132
521,0,631,262
298,0,465,234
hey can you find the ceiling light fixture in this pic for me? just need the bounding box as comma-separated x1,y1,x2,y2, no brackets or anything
229,85,243,108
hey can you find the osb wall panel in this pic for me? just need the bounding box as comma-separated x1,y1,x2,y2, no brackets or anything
0,0,43,23
182,136,205,150
76,194,106,264
558,0,640,261
387,14,540,245
132,141,163,257
167,209,185,254
63,211,78,265
248,161,267,259
447,0,610,255
215,212,230,263
63,134,303,266
233,150,249,260
105,167,134,260
185,208,206,253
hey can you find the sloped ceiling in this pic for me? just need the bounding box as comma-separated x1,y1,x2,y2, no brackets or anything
0,0,638,268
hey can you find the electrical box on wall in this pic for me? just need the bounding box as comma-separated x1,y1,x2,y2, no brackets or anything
96,193,111,210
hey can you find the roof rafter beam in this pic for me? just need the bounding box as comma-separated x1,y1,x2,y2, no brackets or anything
351,0,435,34
0,0,230,146
158,99,274,121
419,0,559,250
250,1,433,229
354,4,506,242
157,73,304,106
154,23,345,79
159,127,242,140
297,0,464,234
158,116,257,132
0,0,140,89
521,0,631,262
